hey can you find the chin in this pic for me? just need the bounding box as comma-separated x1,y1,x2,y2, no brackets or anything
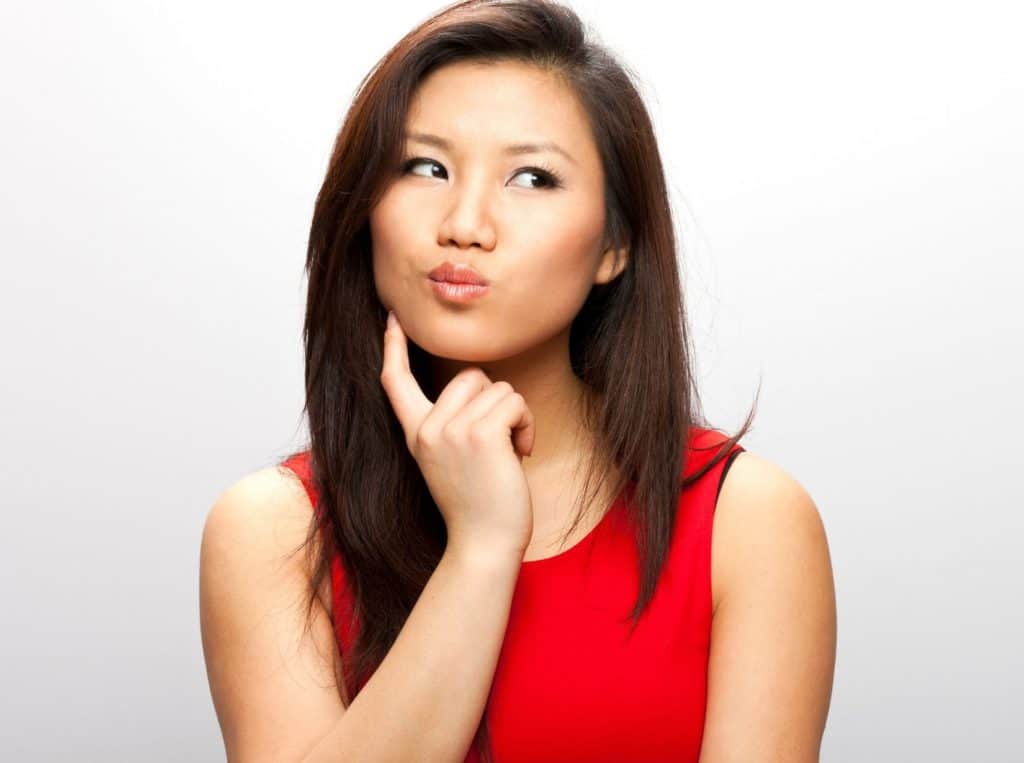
418,338,505,364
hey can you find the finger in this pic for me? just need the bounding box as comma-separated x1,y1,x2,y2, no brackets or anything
428,367,494,422
447,383,534,458
379,310,432,444
475,389,536,458
445,380,513,428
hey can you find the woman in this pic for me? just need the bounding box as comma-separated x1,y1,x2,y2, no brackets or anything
199,1,836,761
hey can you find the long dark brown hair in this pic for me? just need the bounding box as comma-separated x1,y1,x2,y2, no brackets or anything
277,1,757,759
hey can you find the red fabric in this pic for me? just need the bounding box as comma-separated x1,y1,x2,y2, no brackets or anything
281,426,744,762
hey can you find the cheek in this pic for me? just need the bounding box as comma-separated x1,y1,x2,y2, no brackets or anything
508,207,605,304
501,247,600,334
368,203,412,308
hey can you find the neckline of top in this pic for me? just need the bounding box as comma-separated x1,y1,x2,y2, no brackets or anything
519,489,625,568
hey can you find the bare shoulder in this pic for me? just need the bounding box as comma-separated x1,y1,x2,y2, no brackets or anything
203,466,312,579
702,450,836,762
199,466,345,761
711,451,830,617
203,464,333,612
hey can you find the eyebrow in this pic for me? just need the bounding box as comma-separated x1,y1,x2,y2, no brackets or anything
404,131,578,166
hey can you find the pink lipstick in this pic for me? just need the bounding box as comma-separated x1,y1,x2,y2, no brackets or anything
427,261,491,302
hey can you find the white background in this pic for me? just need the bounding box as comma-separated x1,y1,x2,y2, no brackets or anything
1,1,1021,760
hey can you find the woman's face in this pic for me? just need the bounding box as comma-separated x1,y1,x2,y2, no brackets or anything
369,58,626,363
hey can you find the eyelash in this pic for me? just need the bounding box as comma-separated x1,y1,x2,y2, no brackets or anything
398,156,566,190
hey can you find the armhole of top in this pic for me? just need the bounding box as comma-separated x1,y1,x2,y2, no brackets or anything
714,447,745,509
279,456,354,704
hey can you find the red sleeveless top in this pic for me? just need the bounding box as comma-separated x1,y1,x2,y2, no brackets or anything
281,426,744,762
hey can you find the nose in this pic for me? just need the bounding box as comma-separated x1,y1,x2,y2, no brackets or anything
436,173,497,251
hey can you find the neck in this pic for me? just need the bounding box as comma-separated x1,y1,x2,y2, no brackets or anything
427,324,595,478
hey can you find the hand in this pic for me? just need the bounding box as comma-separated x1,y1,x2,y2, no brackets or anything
379,310,536,559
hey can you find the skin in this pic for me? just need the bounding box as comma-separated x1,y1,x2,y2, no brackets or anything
701,451,837,761
368,58,628,557
200,55,834,763
368,57,836,756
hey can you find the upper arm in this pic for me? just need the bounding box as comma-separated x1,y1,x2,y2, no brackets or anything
700,452,837,763
200,467,346,763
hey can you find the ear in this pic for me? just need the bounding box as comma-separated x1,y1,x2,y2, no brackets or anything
593,244,629,285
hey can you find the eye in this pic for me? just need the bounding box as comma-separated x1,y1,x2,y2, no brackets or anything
401,157,447,179
399,157,565,190
509,165,565,190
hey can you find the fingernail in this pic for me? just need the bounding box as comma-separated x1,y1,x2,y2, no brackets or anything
387,310,396,329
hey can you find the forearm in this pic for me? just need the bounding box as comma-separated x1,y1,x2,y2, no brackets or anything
301,545,521,762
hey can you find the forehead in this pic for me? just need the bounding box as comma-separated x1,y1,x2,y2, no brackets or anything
406,59,596,161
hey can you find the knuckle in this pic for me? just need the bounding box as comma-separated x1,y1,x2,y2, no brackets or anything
415,425,439,450
467,421,492,446
493,380,514,395
440,421,460,444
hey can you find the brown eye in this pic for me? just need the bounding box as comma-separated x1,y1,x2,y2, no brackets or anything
509,167,562,190
401,158,447,179
399,157,563,190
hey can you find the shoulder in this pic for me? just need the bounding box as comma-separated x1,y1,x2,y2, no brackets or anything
200,467,346,757
702,451,837,759
204,465,315,551
710,451,831,618
201,464,331,612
